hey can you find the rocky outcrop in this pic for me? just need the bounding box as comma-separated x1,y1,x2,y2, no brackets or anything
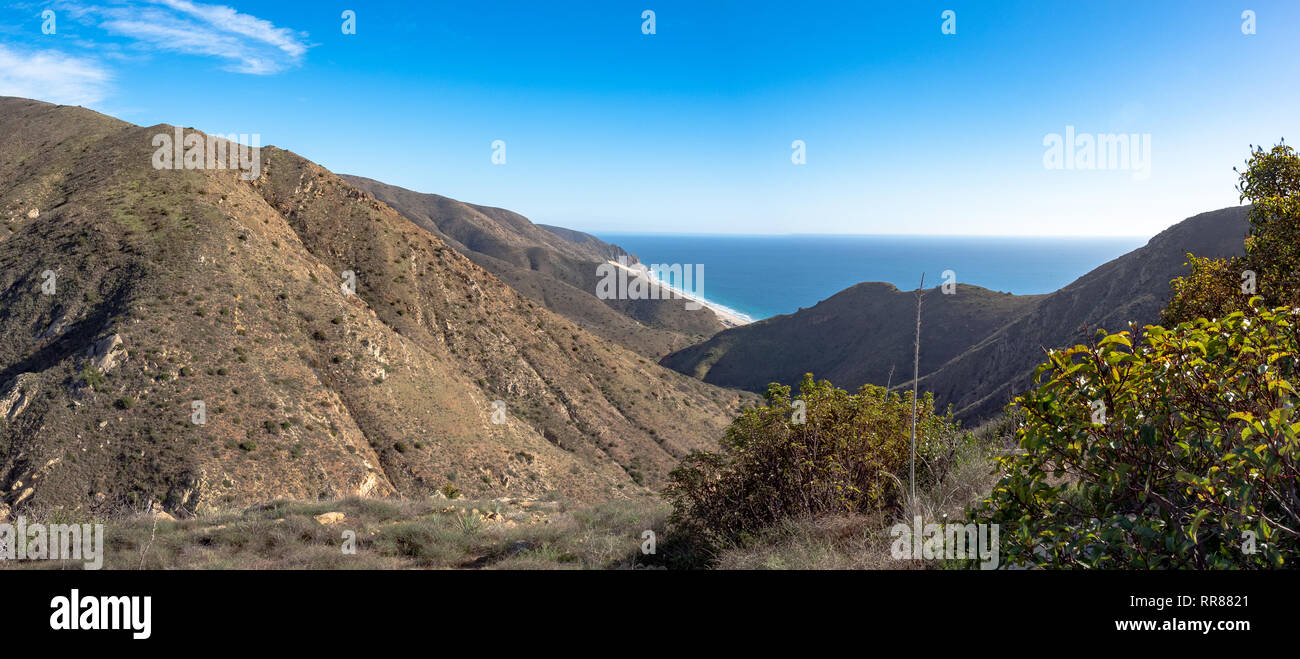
0,373,38,421
313,511,345,525
354,471,392,498
83,333,125,373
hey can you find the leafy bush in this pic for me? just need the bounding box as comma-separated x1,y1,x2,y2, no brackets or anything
972,300,1299,568
1164,254,1251,325
664,374,964,543
1166,142,1299,323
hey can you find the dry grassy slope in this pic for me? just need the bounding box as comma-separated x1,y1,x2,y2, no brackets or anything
339,175,616,275
342,175,723,358
0,97,751,516
660,283,1042,395
534,224,626,262
453,253,700,359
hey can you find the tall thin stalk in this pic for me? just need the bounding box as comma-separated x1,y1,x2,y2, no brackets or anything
910,273,925,512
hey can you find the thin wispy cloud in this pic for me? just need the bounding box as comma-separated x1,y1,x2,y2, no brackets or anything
71,0,310,74
0,43,111,105
156,0,306,59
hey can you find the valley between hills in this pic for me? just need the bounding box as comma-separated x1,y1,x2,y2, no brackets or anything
0,97,1256,568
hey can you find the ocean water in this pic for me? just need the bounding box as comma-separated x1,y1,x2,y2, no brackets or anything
595,233,1148,321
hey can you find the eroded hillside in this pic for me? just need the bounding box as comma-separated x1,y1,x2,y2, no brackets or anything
0,97,751,517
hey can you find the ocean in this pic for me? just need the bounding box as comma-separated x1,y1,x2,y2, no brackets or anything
594,233,1148,321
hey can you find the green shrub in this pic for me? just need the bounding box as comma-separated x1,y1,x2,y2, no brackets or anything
972,301,1299,568
1166,142,1300,323
454,511,482,535
1164,254,1250,325
664,374,963,544
81,365,106,390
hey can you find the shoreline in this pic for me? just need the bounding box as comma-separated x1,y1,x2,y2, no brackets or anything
605,260,753,328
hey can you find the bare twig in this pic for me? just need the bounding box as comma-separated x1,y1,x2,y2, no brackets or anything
139,514,159,570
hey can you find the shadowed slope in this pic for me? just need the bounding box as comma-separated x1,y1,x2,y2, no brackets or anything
660,283,1042,394
916,205,1249,421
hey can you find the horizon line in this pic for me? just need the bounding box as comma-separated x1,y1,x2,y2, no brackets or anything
584,230,1151,239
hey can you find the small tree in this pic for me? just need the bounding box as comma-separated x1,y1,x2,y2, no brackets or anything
1166,141,1300,323
1241,142,1300,298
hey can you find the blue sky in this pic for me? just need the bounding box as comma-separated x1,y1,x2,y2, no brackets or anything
2,0,1298,236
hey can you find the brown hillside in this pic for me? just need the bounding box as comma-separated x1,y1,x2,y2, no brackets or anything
0,97,751,517
341,175,724,358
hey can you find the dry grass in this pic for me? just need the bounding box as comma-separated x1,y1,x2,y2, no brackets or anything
2,416,1012,571
711,427,1007,570
712,513,906,570
2,495,674,570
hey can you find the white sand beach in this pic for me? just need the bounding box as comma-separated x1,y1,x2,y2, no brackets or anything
605,259,752,328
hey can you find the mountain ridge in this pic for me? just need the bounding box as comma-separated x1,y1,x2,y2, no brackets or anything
340,174,726,358
661,205,1251,423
